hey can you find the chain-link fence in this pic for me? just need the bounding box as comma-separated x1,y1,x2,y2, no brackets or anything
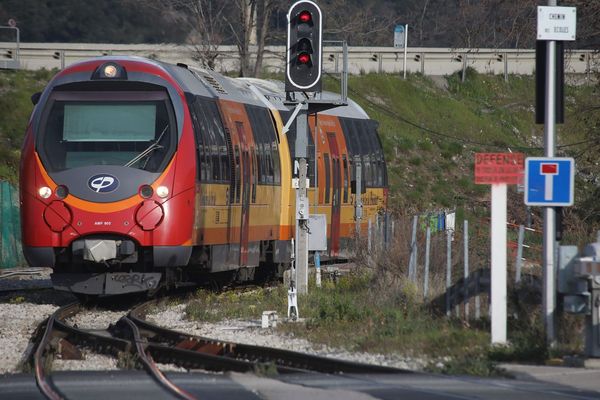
356,211,543,320
0,181,25,268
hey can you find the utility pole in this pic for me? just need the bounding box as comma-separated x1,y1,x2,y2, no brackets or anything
285,1,346,296
534,0,576,347
542,0,557,347
295,106,310,294
286,0,323,295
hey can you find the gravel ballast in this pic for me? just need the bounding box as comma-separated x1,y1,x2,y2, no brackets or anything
0,302,58,374
147,303,427,371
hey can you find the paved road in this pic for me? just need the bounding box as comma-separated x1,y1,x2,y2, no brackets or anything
2,369,599,399
500,363,600,394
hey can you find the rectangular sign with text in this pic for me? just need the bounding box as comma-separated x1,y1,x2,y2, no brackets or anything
537,6,576,41
475,153,524,185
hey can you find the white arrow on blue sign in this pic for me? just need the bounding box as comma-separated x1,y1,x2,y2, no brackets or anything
524,157,574,206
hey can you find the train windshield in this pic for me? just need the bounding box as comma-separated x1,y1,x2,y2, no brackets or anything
39,91,176,173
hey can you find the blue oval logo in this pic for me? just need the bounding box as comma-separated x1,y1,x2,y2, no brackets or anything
88,174,119,193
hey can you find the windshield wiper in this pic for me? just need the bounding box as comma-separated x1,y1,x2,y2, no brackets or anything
124,125,169,168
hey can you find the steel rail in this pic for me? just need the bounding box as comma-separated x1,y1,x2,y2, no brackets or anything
32,302,131,400
34,310,66,400
130,300,405,375
118,317,197,400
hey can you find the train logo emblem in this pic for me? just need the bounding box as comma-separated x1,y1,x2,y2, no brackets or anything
88,174,119,193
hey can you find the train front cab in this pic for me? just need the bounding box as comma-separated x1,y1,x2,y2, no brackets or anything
20,59,197,295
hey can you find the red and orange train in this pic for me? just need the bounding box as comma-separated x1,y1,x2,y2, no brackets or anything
20,56,387,295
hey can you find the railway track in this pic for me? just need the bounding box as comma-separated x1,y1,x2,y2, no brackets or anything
31,297,403,400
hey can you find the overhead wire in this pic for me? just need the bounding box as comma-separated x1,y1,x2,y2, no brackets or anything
324,72,594,153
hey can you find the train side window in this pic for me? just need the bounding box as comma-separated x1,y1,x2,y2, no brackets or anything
246,104,279,185
324,153,331,204
189,99,203,181
262,109,276,184
255,143,263,183
246,106,262,184
342,154,349,203
272,141,280,184
224,128,235,202
191,97,229,183
343,117,360,157
206,100,229,182
233,144,241,203
263,109,281,185
192,102,211,181
195,103,214,181
251,146,257,202
362,155,369,188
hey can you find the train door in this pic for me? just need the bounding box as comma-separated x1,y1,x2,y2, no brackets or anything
235,121,251,266
327,133,341,256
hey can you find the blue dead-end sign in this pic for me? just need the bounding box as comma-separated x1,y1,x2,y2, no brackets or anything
525,157,574,206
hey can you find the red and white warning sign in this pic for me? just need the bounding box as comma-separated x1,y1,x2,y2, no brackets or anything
474,153,525,185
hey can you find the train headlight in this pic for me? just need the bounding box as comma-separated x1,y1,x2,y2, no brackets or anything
156,186,169,198
55,185,69,199
103,65,117,78
92,62,127,80
38,186,52,199
139,185,153,199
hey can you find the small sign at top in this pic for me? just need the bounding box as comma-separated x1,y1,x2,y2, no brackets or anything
537,6,576,41
394,25,405,49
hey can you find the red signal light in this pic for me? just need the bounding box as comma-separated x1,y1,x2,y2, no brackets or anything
298,53,310,64
298,10,312,23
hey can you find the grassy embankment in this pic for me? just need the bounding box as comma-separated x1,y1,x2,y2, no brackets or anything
0,69,54,185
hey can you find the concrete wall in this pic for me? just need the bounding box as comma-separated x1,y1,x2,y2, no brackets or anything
1,42,598,77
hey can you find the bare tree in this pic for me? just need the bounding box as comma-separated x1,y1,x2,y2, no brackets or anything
150,0,281,76
226,0,256,76
226,0,283,77
253,0,281,77
448,0,537,49
147,0,230,69
563,0,600,49
321,0,401,46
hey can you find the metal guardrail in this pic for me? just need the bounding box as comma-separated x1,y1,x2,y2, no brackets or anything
0,26,20,69
1,42,598,76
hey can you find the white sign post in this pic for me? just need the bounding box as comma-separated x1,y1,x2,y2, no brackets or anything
475,152,524,345
394,24,408,79
490,184,507,344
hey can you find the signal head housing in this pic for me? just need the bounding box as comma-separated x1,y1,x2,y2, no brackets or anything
286,0,323,92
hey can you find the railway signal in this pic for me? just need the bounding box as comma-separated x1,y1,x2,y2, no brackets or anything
285,0,322,92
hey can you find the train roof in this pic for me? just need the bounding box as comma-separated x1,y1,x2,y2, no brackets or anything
156,59,370,120
58,56,370,121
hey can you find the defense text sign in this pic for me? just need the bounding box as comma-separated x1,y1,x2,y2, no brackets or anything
475,153,524,185
537,6,576,41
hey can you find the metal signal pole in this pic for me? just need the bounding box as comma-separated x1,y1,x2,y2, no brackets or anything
543,0,557,347
295,104,310,294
